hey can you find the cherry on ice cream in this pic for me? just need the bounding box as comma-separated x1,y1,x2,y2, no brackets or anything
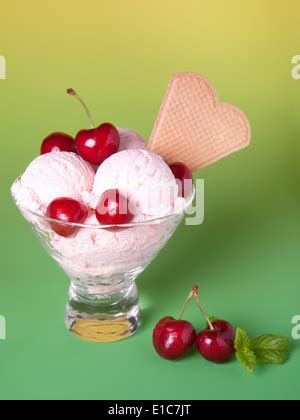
75,123,120,166
41,133,76,155
46,197,88,237
96,189,133,225
67,89,119,165
169,162,193,198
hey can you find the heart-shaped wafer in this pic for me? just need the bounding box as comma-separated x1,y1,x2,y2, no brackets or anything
147,72,251,172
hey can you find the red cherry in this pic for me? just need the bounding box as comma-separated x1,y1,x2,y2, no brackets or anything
196,320,236,364
153,318,196,360
153,316,175,353
153,287,198,361
41,133,76,155
96,189,133,225
67,88,119,165
46,198,88,237
75,123,120,165
169,163,193,198
212,320,236,343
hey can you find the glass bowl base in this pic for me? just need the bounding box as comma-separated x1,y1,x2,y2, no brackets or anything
65,281,141,343
66,304,141,343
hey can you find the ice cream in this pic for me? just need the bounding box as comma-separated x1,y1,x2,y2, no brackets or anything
55,148,183,278
118,128,146,152
11,151,94,215
12,144,186,281
52,212,178,279
47,149,183,278
86,149,179,221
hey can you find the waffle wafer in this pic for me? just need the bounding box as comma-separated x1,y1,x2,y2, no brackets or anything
147,73,251,172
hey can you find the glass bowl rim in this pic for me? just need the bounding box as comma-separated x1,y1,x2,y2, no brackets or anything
12,186,196,229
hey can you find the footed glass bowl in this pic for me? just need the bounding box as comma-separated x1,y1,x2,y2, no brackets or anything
12,191,195,343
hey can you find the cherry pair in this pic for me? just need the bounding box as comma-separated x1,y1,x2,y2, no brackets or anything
47,189,133,237
41,89,120,166
153,285,236,363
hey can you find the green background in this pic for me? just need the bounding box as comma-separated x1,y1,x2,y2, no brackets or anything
0,0,299,400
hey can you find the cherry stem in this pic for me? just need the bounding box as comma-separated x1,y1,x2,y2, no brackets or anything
192,285,214,331
178,289,195,320
67,88,95,129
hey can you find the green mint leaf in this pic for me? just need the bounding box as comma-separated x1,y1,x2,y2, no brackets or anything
234,327,251,352
235,328,256,374
236,348,256,374
251,334,290,365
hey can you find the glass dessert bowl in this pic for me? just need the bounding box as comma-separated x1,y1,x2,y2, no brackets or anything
12,189,195,343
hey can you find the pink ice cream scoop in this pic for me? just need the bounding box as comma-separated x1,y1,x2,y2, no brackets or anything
117,128,147,152
87,149,180,221
11,152,95,215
